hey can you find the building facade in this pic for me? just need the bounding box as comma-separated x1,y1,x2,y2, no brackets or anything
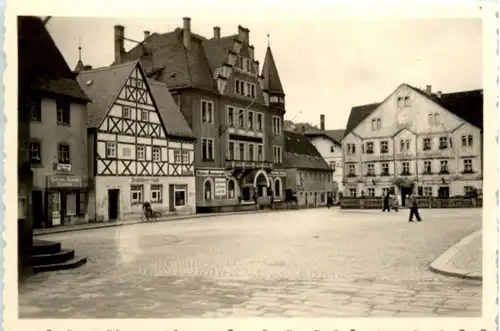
342,84,483,206
19,16,90,229
284,131,333,207
77,60,197,221
305,114,345,202
115,18,287,212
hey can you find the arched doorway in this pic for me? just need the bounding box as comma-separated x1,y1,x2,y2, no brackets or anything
203,178,213,200
274,177,282,200
227,179,236,199
255,173,268,197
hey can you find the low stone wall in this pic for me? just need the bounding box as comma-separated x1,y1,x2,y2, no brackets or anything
341,197,482,209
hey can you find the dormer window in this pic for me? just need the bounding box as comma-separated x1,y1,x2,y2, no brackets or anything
397,96,411,108
235,79,255,98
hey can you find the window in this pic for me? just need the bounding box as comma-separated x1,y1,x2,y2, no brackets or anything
464,186,474,197
151,147,161,162
248,144,254,161
29,142,41,164
365,142,374,154
423,138,432,151
330,145,335,153
106,142,117,158
256,113,263,131
239,143,245,160
429,112,440,126
347,144,356,155
137,145,145,160
272,116,282,135
77,192,87,216
273,146,282,164
227,180,236,199
151,184,162,203
439,136,448,149
371,118,381,131
381,163,389,175
274,179,282,199
122,106,131,119
440,160,449,173
423,187,433,197
397,96,411,108
235,79,256,98
228,141,235,160
380,141,388,154
248,111,254,130
174,149,181,163
201,138,214,161
257,144,263,161
131,185,143,204
400,139,410,152
201,100,214,123
401,162,410,175
250,85,256,98
29,96,41,122
463,159,473,173
349,188,357,197
367,163,375,176
182,150,189,164
438,186,450,198
382,188,389,196
348,164,356,175
238,109,245,127
404,96,411,107
462,135,473,147
330,161,336,172
174,185,187,206
141,110,149,122
58,144,70,164
227,106,235,126
204,179,212,200
56,99,70,125
424,161,432,173
367,188,375,197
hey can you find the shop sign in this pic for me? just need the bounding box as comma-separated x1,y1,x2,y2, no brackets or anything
214,178,227,197
181,168,194,176
195,170,228,177
47,175,82,188
270,171,286,177
379,155,394,161
55,163,71,172
132,177,160,184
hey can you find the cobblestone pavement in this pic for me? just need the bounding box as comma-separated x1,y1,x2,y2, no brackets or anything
19,208,482,318
448,231,482,273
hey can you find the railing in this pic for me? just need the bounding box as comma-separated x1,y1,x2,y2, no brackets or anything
341,197,482,209
225,159,273,170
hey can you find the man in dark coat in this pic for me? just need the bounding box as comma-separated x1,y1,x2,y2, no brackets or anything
382,193,391,212
408,193,422,222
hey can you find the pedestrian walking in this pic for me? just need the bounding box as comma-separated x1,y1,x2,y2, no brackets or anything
382,193,391,212
407,192,422,222
327,192,333,209
391,195,399,212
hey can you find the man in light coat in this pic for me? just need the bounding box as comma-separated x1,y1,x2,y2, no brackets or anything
407,192,422,222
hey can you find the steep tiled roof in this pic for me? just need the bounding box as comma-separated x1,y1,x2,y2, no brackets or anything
261,46,284,95
18,16,89,101
284,131,331,171
304,128,346,145
202,35,238,71
147,79,196,140
76,61,137,128
120,29,216,91
344,102,380,137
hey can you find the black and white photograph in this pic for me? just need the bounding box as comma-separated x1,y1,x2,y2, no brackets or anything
4,1,498,330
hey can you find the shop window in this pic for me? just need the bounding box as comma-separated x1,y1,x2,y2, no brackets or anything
204,179,213,200
131,185,144,204
151,184,163,203
227,179,236,199
174,185,187,206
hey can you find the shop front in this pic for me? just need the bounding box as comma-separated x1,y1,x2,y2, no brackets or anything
45,175,87,227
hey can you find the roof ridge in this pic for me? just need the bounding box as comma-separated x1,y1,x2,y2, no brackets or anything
79,60,138,74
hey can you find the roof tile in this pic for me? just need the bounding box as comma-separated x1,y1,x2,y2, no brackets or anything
284,130,330,171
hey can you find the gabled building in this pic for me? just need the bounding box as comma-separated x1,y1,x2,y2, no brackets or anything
284,131,333,207
18,16,91,229
304,114,345,202
342,83,483,206
76,60,197,221
114,18,287,212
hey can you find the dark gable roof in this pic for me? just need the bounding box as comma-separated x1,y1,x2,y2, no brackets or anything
344,84,483,137
202,35,238,72
284,130,331,171
261,46,284,95
120,28,216,92
18,16,89,101
304,128,346,145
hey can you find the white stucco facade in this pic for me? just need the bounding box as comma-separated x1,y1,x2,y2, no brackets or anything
308,136,343,200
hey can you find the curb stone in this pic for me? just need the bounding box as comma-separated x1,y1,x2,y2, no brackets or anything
429,230,482,281
33,208,299,236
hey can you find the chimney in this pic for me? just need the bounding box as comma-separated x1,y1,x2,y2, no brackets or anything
320,114,325,131
143,30,150,40
437,91,442,98
183,17,191,50
237,25,249,43
425,85,432,93
114,25,125,64
213,26,221,40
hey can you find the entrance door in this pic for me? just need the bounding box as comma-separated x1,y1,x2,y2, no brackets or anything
108,189,120,221
32,190,43,229
400,187,412,207
52,192,61,226
169,184,175,212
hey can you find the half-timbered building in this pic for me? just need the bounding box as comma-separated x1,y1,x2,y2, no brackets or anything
113,18,287,212
77,60,197,222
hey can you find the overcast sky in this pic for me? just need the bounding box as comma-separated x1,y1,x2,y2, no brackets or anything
46,17,482,130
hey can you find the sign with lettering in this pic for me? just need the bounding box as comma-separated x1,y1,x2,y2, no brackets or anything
270,171,286,177
214,178,227,197
55,163,71,172
47,175,82,189
132,177,160,184
195,170,228,177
